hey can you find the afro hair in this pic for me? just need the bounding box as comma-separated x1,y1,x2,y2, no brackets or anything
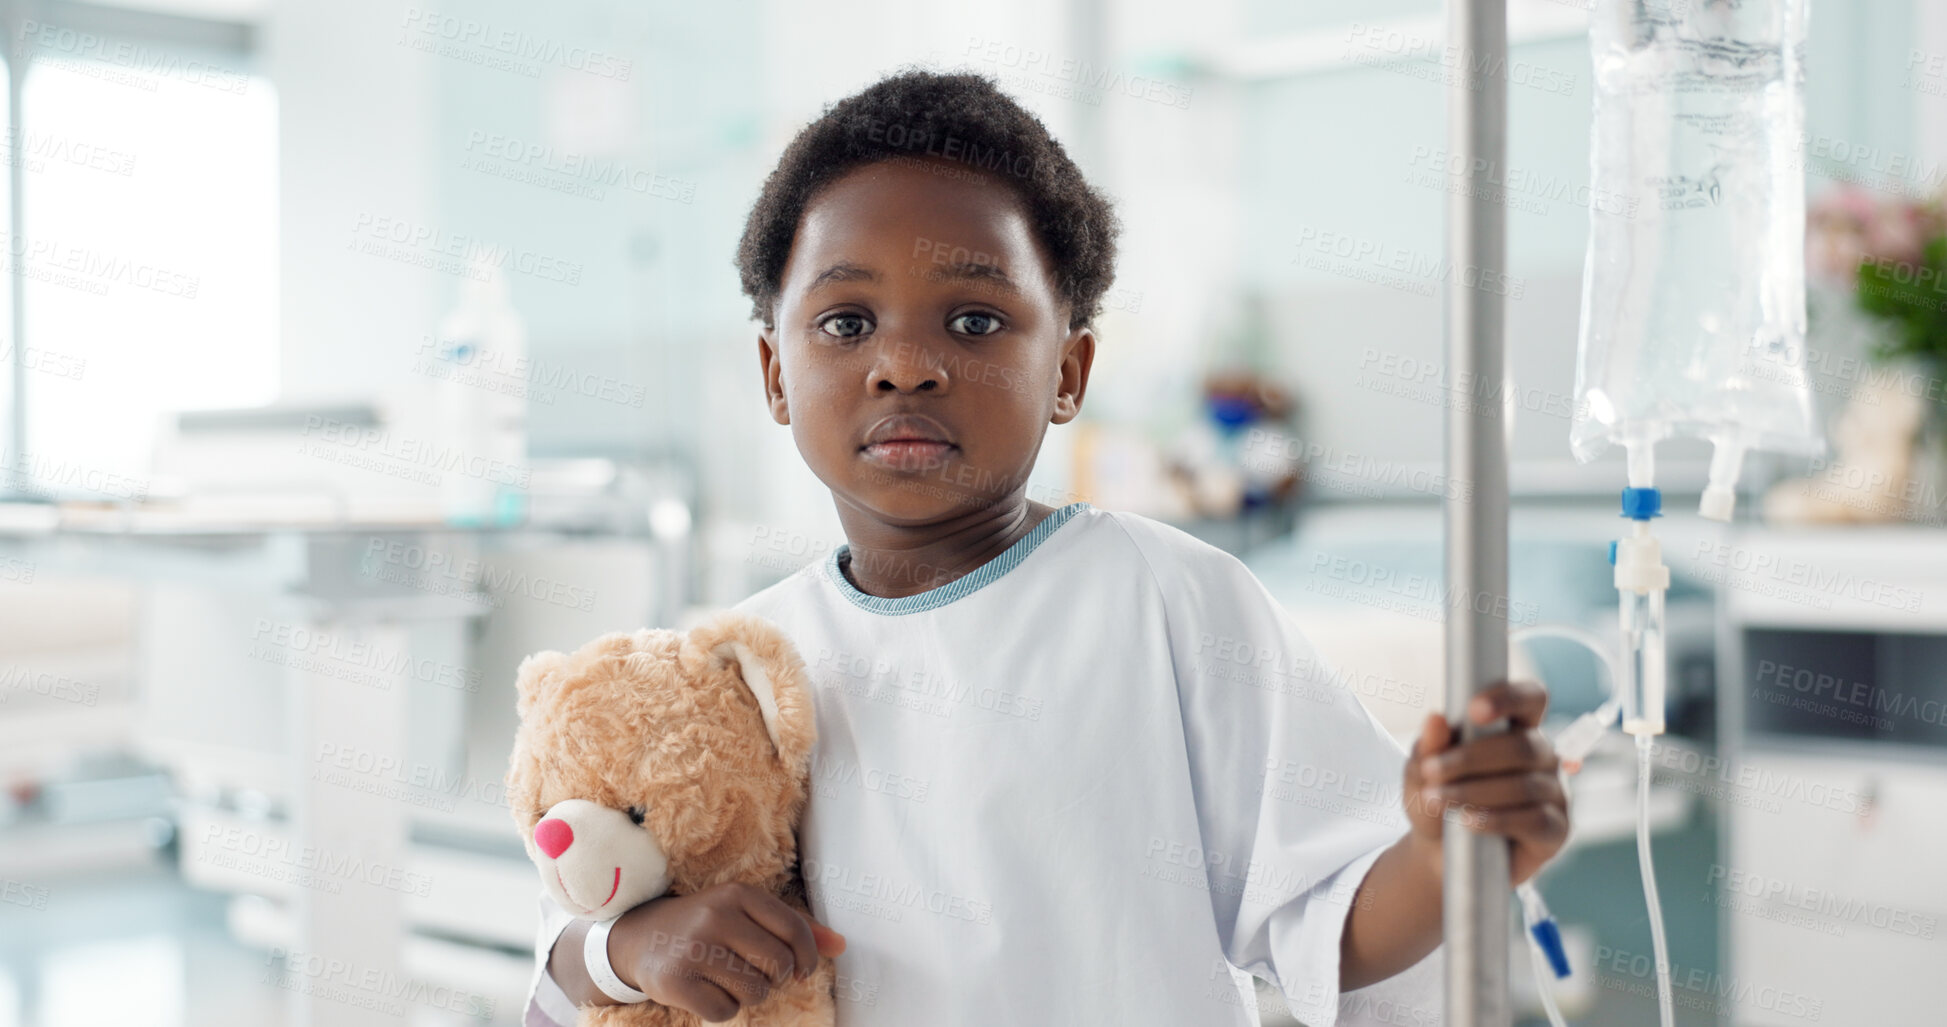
735,69,1120,331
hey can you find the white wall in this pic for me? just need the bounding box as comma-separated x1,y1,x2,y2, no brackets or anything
265,0,441,422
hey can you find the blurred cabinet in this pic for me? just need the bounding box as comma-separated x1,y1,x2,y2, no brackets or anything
0,578,140,782
1718,527,1947,1025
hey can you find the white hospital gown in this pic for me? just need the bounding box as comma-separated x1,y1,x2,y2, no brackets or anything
523,502,1441,1026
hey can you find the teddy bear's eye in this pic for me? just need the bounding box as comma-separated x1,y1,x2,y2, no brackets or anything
626,806,646,826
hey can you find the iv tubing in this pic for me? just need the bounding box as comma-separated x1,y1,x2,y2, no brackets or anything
1637,733,1675,1027
1525,930,1571,1027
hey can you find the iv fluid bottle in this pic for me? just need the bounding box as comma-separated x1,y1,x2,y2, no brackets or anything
1574,0,1824,517
433,263,529,527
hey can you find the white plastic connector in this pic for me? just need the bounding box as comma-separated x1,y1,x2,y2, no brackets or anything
1623,435,1656,490
1613,526,1670,594
1699,485,1735,522
1615,521,1670,737
1700,434,1747,521
1554,701,1622,773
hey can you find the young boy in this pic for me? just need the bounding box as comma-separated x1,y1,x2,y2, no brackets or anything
524,70,1566,1026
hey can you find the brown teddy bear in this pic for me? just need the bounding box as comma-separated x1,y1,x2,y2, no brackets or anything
505,611,835,1026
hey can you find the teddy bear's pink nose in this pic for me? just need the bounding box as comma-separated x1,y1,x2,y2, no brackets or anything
534,818,574,859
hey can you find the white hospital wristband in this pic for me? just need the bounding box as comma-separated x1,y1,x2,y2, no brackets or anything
583,916,649,1004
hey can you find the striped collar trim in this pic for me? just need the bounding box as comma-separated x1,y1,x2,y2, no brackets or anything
823,502,1091,615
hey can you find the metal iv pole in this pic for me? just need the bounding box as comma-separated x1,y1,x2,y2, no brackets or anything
1444,0,1513,1024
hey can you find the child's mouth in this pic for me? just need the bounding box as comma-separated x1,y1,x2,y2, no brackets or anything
861,440,957,470
860,413,958,471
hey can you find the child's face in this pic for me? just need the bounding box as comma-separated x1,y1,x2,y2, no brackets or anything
758,158,1093,525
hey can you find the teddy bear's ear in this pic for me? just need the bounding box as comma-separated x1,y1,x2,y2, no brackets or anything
689,612,815,770
716,639,786,749
513,649,571,719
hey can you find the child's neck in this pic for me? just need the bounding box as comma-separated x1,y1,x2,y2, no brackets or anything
834,495,1055,600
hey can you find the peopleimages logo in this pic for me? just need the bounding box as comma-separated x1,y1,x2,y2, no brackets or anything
0,232,199,297
299,415,530,489
1343,21,1577,97
802,858,994,925
363,538,597,613
1404,144,1640,218
962,36,1194,109
0,449,149,501
313,741,510,812
1644,740,1873,816
198,824,433,897
263,947,495,1020
348,212,583,285
1754,659,1947,731
855,116,1037,180
250,617,482,693
1290,225,1526,299
1706,864,1937,939
398,8,631,81
0,879,49,911
1593,944,1824,1022
1688,540,1923,613
460,130,691,203
16,19,252,94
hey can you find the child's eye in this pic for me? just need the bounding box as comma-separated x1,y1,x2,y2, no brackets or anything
949,312,1002,336
818,314,872,339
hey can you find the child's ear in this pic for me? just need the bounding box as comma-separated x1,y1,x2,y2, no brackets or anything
687,612,816,771
1051,325,1095,424
513,649,571,718
758,329,790,426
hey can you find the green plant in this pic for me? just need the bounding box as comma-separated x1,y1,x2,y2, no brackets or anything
1856,232,1947,368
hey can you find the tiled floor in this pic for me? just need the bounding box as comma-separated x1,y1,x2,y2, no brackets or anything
0,857,284,1026
0,857,519,1027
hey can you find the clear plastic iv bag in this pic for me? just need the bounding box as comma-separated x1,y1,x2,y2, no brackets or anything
1573,0,1824,518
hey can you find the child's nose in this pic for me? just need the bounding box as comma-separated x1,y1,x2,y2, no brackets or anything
874,370,943,392
533,818,574,859
872,344,946,392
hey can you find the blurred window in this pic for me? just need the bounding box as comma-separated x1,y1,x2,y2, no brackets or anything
4,4,274,500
